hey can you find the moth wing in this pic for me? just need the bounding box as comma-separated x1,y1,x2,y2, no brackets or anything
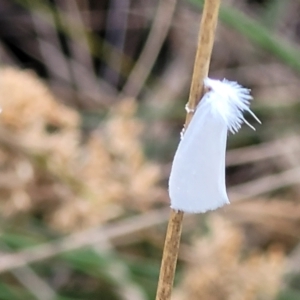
169,102,230,213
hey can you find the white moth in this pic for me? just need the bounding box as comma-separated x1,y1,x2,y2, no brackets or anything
169,78,261,213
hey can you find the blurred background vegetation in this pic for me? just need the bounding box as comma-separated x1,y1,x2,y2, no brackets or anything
0,0,300,299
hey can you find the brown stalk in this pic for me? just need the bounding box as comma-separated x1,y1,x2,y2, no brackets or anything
155,1,221,299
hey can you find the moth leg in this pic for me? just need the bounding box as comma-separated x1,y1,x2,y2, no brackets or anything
185,103,195,113
242,117,256,131
248,109,262,124
180,127,185,139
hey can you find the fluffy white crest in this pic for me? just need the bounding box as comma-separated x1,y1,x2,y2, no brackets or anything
168,78,260,214
203,78,261,133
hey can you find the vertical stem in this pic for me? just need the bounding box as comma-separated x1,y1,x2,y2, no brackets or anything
186,0,221,124
155,1,221,300
155,210,183,300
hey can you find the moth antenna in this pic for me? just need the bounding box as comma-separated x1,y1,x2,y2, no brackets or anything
242,117,256,131
248,109,261,124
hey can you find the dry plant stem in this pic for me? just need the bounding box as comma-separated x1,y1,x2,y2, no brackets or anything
155,210,184,300
186,0,221,123
155,0,221,299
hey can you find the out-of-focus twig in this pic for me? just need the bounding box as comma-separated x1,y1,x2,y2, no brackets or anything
223,200,300,238
92,241,146,300
30,10,72,85
56,0,104,101
31,11,105,106
0,208,170,274
230,167,300,201
226,136,300,166
14,0,133,79
122,0,177,98
0,243,57,300
103,0,130,86
9,265,57,300
58,0,94,70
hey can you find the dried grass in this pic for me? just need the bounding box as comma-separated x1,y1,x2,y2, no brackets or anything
0,67,161,231
174,216,284,300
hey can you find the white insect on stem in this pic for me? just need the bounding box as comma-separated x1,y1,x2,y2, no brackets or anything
169,77,261,214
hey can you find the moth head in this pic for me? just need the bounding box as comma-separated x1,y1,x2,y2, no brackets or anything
203,77,213,91
203,78,226,96
203,78,212,93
